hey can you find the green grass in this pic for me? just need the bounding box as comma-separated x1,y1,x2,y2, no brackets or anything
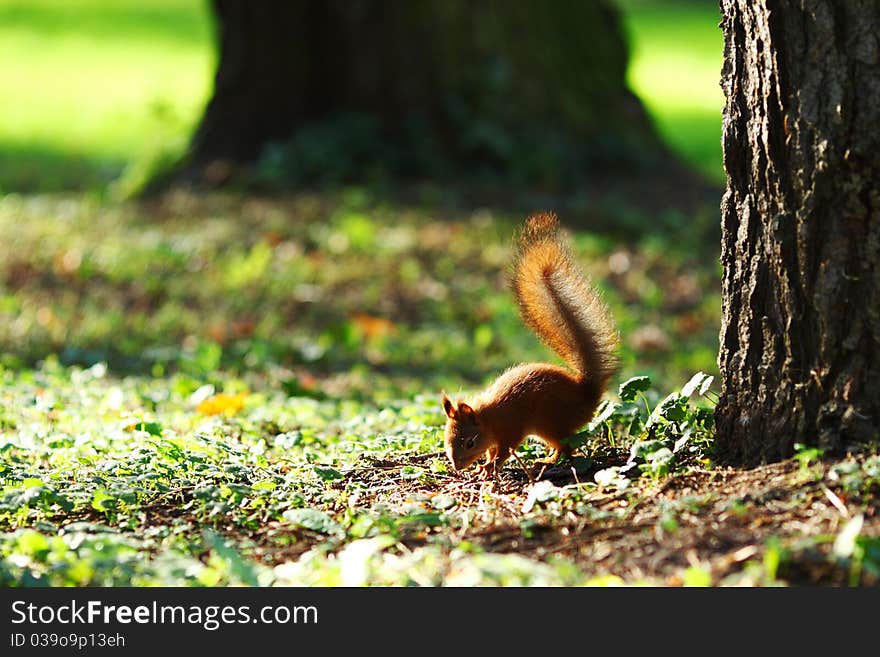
0,0,213,192
0,191,720,391
619,0,725,183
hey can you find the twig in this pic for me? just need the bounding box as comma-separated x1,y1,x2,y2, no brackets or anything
821,484,849,517
510,450,536,483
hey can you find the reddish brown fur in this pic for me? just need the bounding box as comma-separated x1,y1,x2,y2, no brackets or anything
443,212,619,476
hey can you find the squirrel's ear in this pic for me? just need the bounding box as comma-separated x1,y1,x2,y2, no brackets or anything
457,402,475,420
441,393,455,418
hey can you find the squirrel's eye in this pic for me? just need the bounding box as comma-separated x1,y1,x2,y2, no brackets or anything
465,437,476,449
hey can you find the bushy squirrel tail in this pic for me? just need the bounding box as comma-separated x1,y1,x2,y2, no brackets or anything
512,212,620,391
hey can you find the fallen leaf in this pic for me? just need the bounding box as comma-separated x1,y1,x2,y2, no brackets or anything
196,392,248,416
350,312,396,339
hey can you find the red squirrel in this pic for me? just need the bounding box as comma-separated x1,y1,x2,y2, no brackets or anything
442,212,619,477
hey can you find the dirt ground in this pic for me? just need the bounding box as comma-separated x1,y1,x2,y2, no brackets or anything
249,447,879,586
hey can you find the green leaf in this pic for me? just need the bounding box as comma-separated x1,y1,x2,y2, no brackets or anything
283,507,343,536
521,480,563,512
862,455,880,480
627,410,643,435
594,467,630,491
202,528,260,586
680,372,709,398
763,537,785,582
17,530,50,557
281,378,328,400
313,466,344,482
698,375,715,396
653,392,687,423
646,447,674,477
398,512,445,527
682,566,712,587
660,402,687,423
833,514,864,559
589,400,619,427
133,421,163,436
431,494,457,510
794,443,823,467
629,439,668,462
91,489,117,512
0,482,72,512
618,376,651,401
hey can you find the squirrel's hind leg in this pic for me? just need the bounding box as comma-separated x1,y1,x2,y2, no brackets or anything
535,439,573,466
531,438,573,479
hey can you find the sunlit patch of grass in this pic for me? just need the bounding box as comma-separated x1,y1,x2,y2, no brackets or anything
619,0,725,183
0,0,724,191
0,0,213,191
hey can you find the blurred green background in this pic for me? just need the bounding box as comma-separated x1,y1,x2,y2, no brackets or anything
0,0,725,395
0,0,213,192
0,0,723,193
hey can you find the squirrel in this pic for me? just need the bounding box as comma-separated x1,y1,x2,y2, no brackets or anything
441,212,619,478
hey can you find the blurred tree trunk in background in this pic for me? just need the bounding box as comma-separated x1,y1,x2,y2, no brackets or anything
715,0,880,465
174,0,666,187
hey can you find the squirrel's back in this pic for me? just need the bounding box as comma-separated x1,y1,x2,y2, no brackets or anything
511,212,619,396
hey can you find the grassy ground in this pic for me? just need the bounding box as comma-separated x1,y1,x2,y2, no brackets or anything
0,0,212,192
0,190,720,585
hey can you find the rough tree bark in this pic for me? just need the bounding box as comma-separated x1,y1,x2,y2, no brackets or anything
715,0,880,465
175,0,663,185
186,1,310,165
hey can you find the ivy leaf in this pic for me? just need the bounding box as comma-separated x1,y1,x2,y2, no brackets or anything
699,375,715,396
283,508,343,537
91,489,117,512
202,528,260,586
647,392,686,426
618,376,651,401
313,466,344,482
588,400,619,428
431,494,457,510
680,372,709,398
133,421,163,436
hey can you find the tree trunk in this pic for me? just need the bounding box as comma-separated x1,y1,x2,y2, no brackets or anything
185,1,311,165
715,0,880,466
175,0,664,186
